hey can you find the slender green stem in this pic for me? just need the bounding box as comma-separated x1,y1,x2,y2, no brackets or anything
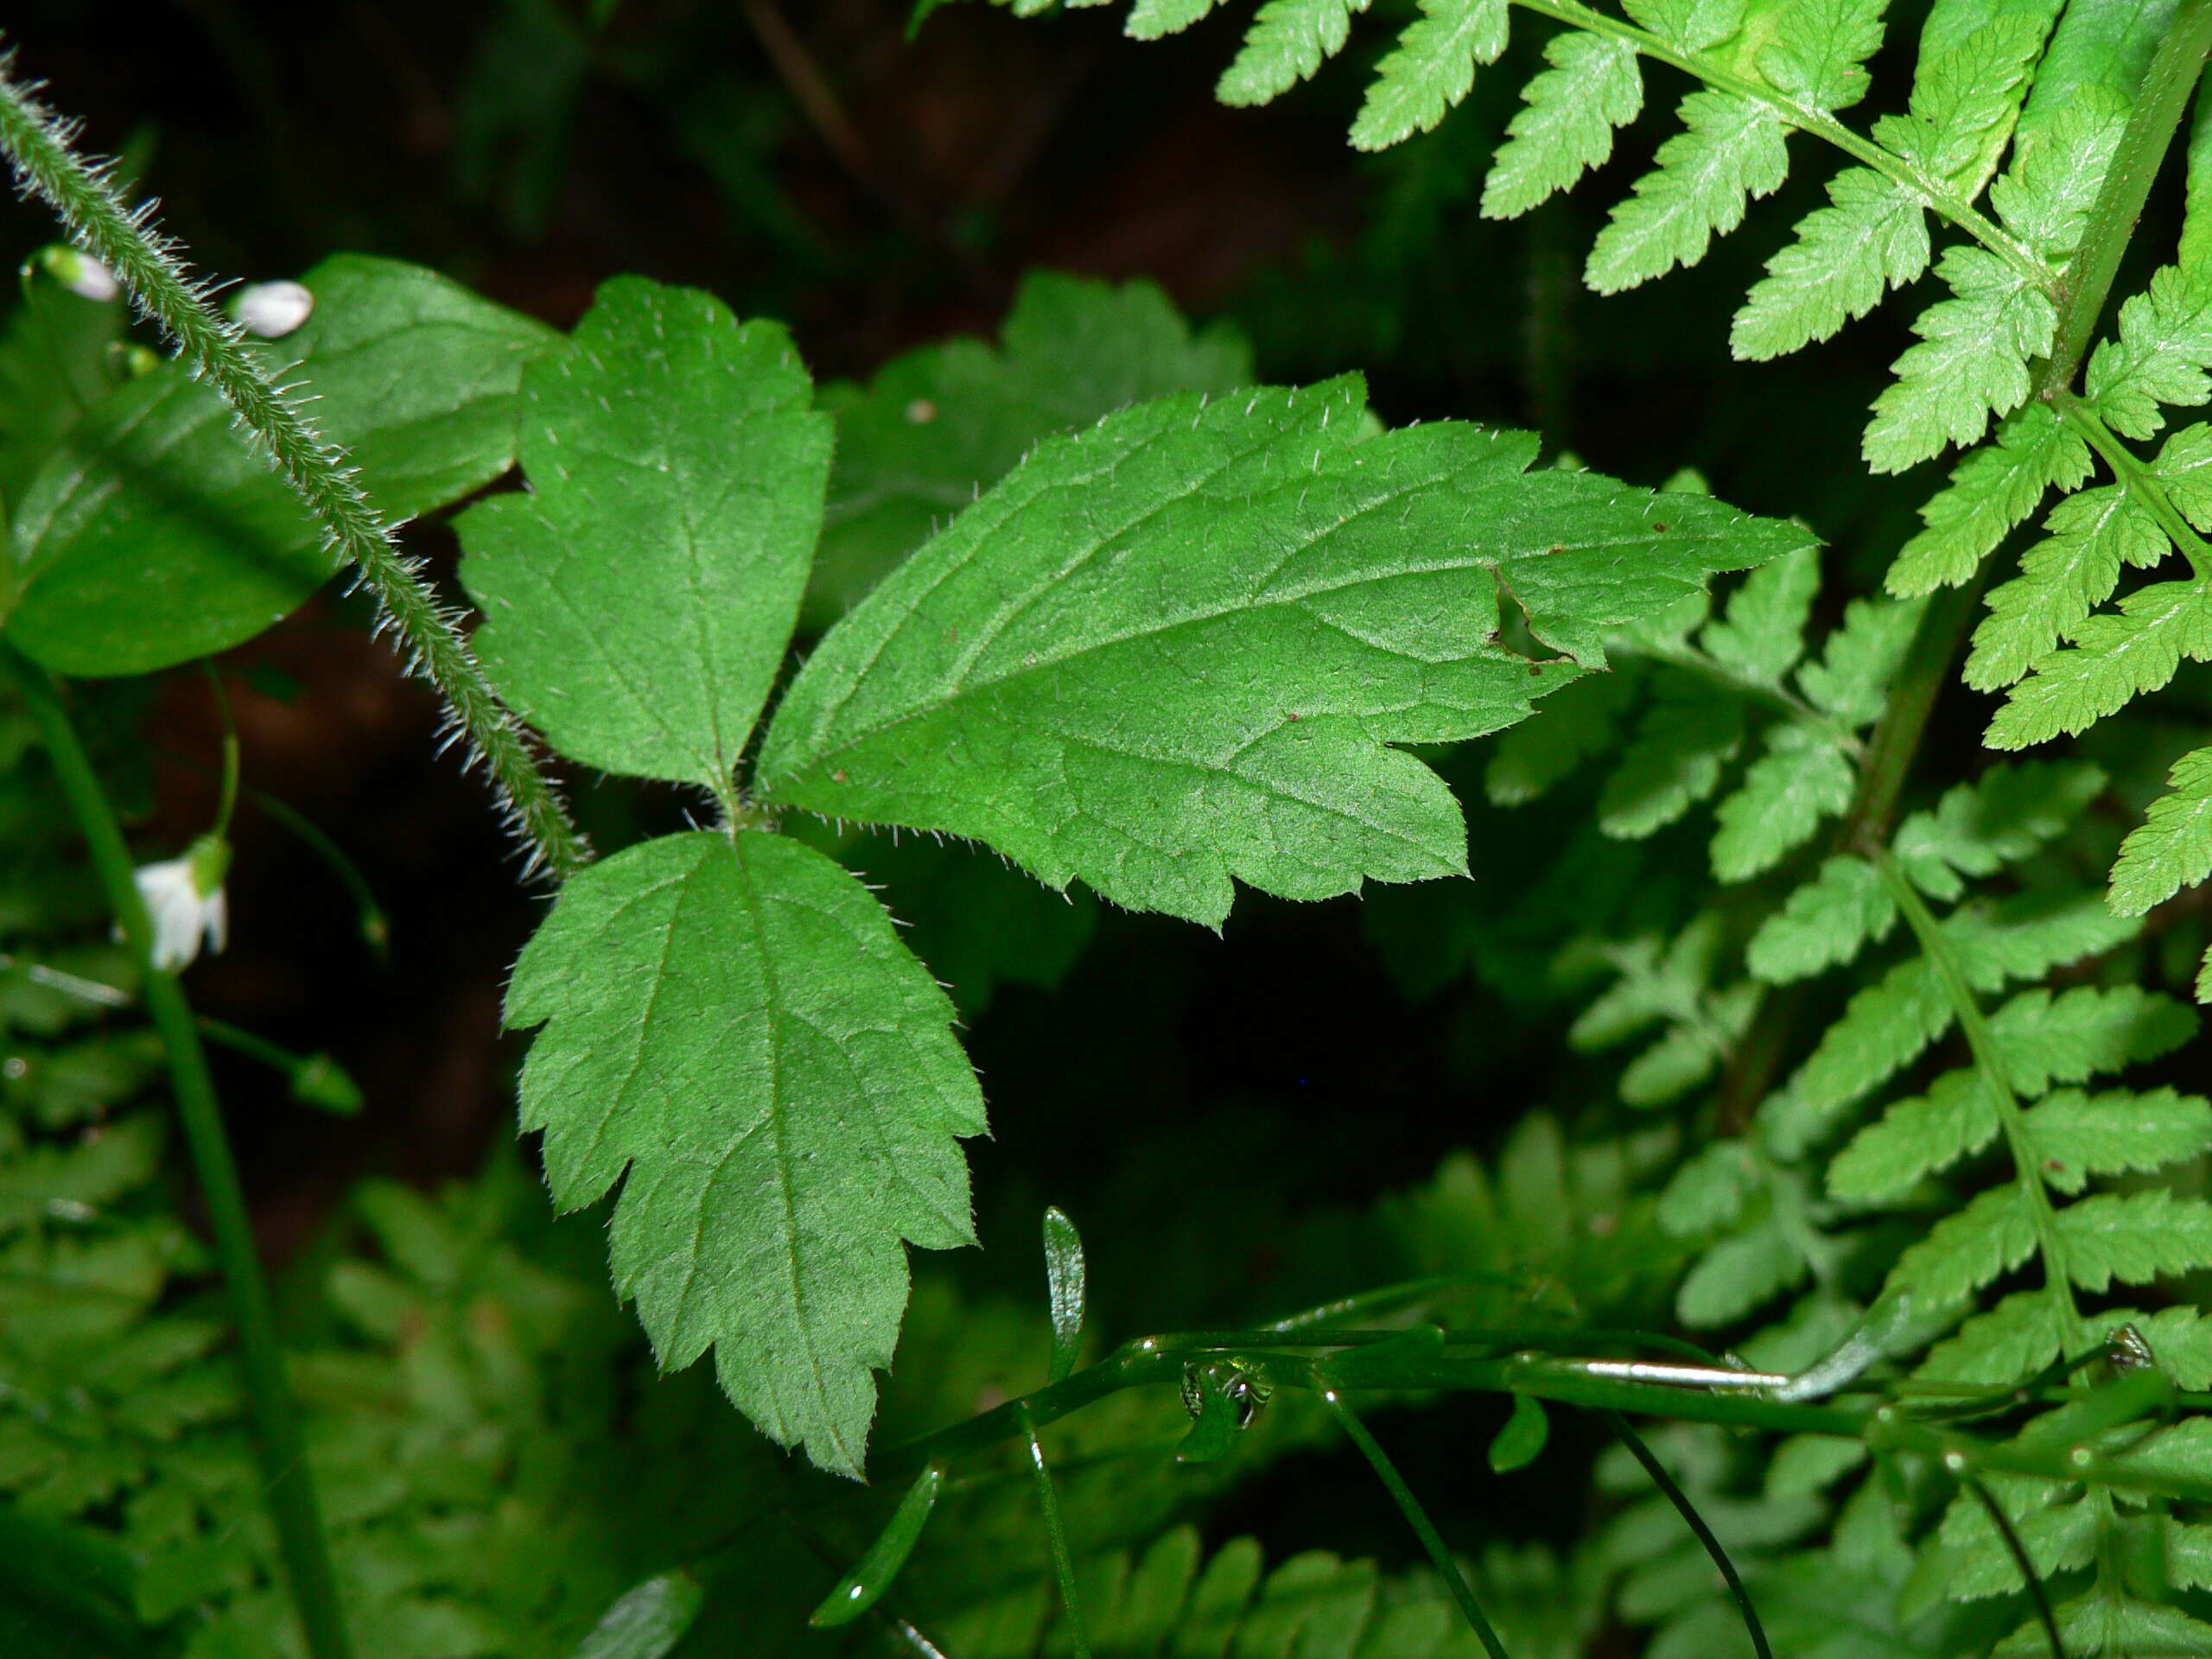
1515,0,2054,293
1321,1389,1510,1659
1015,1405,1091,1659
2055,391,2212,581
1963,1477,2064,1659
1605,1413,1772,1659
199,663,240,839
2045,0,2212,392
3,645,353,1659
0,60,588,881
1876,852,2083,1344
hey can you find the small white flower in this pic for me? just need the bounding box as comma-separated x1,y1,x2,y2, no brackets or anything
232,280,315,339
133,834,232,973
36,245,119,302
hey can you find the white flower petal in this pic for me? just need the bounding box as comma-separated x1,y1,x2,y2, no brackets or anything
234,280,315,339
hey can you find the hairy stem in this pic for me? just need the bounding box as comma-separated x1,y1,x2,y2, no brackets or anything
1876,852,2084,1344
2045,0,2212,391
0,60,588,881
3,645,353,1659
1515,0,2054,292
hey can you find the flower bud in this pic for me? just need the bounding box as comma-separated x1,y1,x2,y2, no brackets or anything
232,279,315,339
131,832,232,972
34,245,120,302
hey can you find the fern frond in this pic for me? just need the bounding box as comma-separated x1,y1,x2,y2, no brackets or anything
1746,855,1896,982
1217,0,1370,107
1965,484,2165,690
1347,0,1508,151
1796,594,1922,724
2057,1190,2212,1290
1586,91,1788,294
1757,0,1888,114
1731,167,1927,361
1886,1185,2035,1312
2110,745,2212,917
2084,264,2212,440
1986,581,2212,747
1889,760,2106,899
1709,725,1853,880
1596,670,1746,836
1888,403,2093,598
1827,1068,1993,1202
1124,0,1225,39
1482,29,1643,220
2025,1086,2212,1192
1700,543,1820,684
1872,5,2058,200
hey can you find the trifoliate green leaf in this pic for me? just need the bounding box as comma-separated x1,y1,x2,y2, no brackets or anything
1347,0,1508,151
459,277,830,791
1480,29,1643,220
1709,724,1853,882
1586,92,1789,296
2110,747,2212,917
813,271,1251,625
760,379,1806,925
1731,168,1927,363
1796,595,1922,727
2086,264,2212,441
1986,582,2212,749
1217,0,1370,106
1890,760,2106,900
2026,1087,2212,1193
1965,484,2168,692
1746,855,1897,983
1701,543,1820,685
505,830,986,1478
1886,403,2093,598
1598,671,1747,839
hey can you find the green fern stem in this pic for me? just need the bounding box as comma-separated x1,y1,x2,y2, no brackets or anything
1875,851,2086,1346
2056,391,2212,582
1514,0,2054,296
0,643,354,1659
2045,0,2212,392
1016,1406,1093,1659
0,61,589,882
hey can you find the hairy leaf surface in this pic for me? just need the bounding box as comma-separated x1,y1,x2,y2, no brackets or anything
461,276,830,791
760,378,1806,924
505,831,986,1477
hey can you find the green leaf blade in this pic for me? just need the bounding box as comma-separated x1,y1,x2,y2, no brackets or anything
1480,29,1643,220
460,276,831,791
505,830,985,1477
1347,0,1509,152
1585,92,1789,296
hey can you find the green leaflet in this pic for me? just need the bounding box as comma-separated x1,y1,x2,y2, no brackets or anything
1864,97,2125,475
1598,670,1746,838
1889,760,2106,900
1584,91,1789,296
1217,0,1370,107
1481,29,1643,221
811,271,1252,626
1124,0,1223,36
4,254,557,676
759,378,1806,925
1746,855,1897,982
2027,1085,2212,1193
1700,543,1819,684
505,831,986,1478
2085,264,2212,440
1708,724,1852,881
1986,581,2212,749
1796,594,1922,725
1347,0,1509,151
1964,483,2167,691
2110,745,2212,916
1730,166,1927,362
1877,5,2058,200
461,277,831,792
1887,403,2093,600
1755,0,1887,113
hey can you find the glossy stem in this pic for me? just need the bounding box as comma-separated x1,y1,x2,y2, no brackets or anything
199,662,240,839
1605,1412,1772,1659
1322,1389,1510,1659
4,645,354,1659
1017,1405,1091,1659
1963,1477,2065,1659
